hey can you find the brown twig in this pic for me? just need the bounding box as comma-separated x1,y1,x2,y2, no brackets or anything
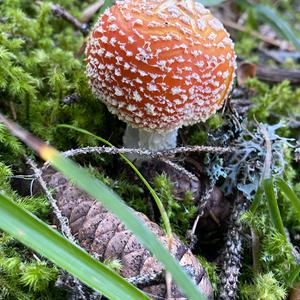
25,158,76,242
81,0,105,23
256,66,300,84
62,145,235,159
36,1,89,35
26,158,87,299
9,101,17,120
76,39,88,58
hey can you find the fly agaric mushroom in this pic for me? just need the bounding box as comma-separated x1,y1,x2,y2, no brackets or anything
86,0,236,151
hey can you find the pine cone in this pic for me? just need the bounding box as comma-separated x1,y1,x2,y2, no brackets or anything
43,170,214,300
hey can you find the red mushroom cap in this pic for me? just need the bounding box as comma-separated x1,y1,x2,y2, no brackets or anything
86,0,236,132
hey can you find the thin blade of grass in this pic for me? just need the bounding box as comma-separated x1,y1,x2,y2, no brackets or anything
255,4,300,52
287,265,300,287
250,186,263,214
0,114,206,300
277,178,300,217
0,193,150,300
263,177,286,238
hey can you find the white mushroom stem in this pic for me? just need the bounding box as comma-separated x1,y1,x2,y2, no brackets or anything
123,125,178,151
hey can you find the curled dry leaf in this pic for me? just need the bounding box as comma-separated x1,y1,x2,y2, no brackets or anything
42,169,214,300
237,62,257,87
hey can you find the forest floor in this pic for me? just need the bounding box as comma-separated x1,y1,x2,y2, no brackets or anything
0,0,300,299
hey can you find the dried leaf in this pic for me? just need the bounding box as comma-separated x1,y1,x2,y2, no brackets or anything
237,62,257,87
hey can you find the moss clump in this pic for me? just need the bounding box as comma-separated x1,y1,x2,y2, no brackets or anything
239,204,298,297
198,256,219,293
0,0,123,152
247,79,300,129
240,272,286,300
0,162,63,299
153,174,197,239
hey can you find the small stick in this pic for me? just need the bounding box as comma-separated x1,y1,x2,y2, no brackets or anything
251,227,261,274
26,158,87,298
62,145,234,159
160,158,199,183
256,66,300,85
36,1,89,35
81,0,105,23
26,158,76,243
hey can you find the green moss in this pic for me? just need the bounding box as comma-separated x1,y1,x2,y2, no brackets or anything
246,79,300,132
235,36,259,63
187,126,207,145
240,193,298,296
0,164,63,299
153,174,197,239
198,256,219,293
207,113,225,130
240,272,286,300
0,0,123,153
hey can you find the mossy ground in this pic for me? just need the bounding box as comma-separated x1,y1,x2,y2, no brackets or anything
0,0,300,299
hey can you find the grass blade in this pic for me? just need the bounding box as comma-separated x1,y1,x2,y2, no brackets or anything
255,4,300,52
263,177,286,238
287,265,300,287
0,114,207,300
0,193,150,300
250,186,263,214
277,178,300,217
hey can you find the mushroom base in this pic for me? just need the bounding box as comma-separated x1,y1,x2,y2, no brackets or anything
123,125,178,158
